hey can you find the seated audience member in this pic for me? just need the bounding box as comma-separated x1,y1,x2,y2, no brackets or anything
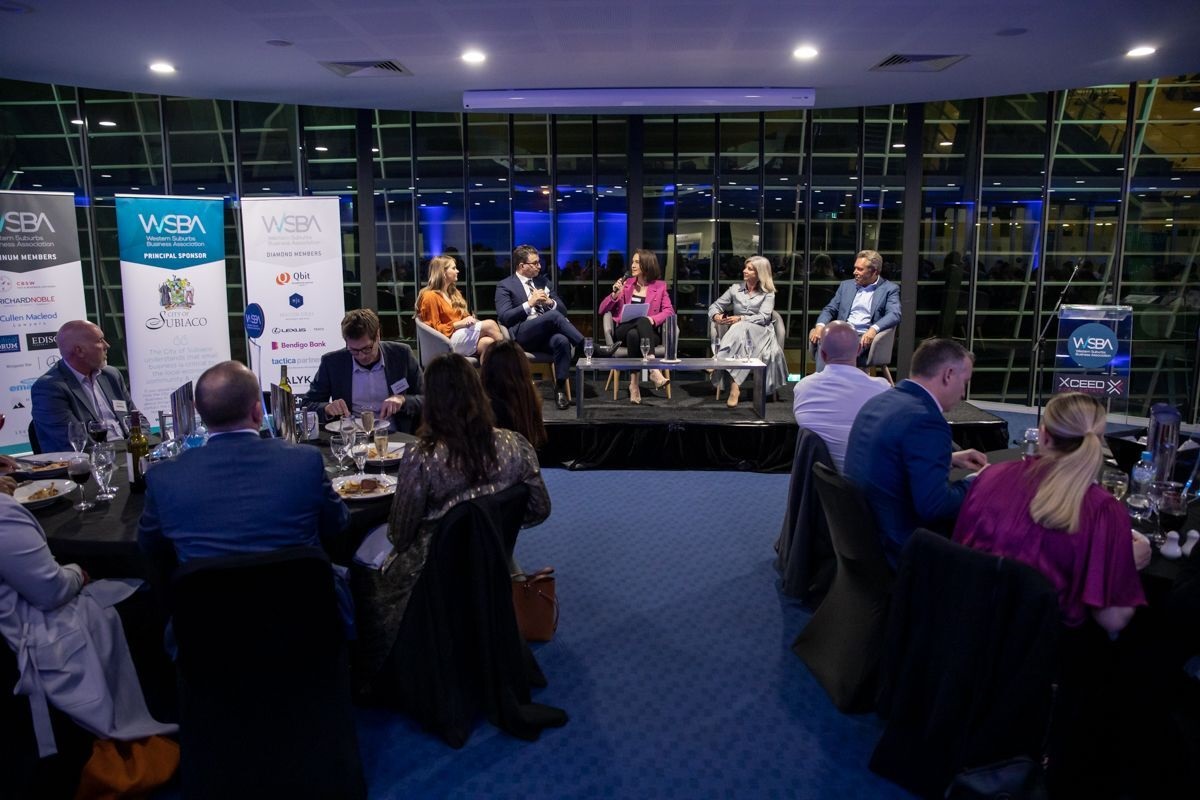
303,309,423,433
1,481,177,758
808,249,901,367
417,255,504,359
480,340,548,449
844,338,988,565
598,249,675,404
709,256,789,408
792,321,889,472
139,360,349,570
31,320,130,452
352,353,550,696
953,392,1149,635
495,245,585,410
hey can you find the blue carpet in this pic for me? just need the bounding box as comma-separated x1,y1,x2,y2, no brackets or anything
356,468,913,799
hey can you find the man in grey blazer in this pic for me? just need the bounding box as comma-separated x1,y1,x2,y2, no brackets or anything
30,320,131,453
808,249,901,367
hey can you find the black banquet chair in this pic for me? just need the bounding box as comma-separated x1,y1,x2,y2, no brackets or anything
774,427,836,604
171,546,366,799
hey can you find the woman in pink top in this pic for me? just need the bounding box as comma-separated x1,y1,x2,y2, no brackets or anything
598,250,675,404
953,392,1150,635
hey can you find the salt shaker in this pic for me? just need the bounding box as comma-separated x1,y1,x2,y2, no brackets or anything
1160,531,1183,560
1022,428,1039,460
1183,530,1199,558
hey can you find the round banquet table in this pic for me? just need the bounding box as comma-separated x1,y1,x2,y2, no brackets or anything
24,431,415,579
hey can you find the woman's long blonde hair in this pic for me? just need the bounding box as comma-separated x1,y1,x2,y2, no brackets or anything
1029,392,1107,533
745,256,777,294
418,255,468,314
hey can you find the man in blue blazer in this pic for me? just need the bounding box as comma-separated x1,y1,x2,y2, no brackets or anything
30,320,131,453
808,249,901,367
139,360,349,569
495,244,584,410
302,308,423,433
844,338,988,566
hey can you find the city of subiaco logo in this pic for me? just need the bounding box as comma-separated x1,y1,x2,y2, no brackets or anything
137,213,206,235
261,215,321,234
0,211,55,234
25,332,57,351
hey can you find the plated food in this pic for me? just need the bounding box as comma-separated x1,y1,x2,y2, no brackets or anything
14,479,78,509
367,442,405,461
325,420,366,434
332,474,397,500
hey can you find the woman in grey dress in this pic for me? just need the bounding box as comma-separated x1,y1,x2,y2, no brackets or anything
709,256,788,407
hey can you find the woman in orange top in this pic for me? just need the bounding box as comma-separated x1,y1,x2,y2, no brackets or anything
416,255,503,358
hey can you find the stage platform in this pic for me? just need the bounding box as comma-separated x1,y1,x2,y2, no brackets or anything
537,376,1011,471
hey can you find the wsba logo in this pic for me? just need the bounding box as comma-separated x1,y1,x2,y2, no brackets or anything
261,215,321,234
0,211,55,234
1066,322,1117,369
137,214,207,235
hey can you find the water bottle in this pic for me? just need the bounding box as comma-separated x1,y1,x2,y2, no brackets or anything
1127,450,1155,521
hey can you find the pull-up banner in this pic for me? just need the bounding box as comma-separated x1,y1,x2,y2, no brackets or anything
240,196,345,392
0,190,87,450
116,195,229,419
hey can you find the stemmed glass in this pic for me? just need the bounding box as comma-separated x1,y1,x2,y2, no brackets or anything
350,431,370,480
87,420,109,445
329,434,350,475
583,337,594,366
1100,467,1128,502
68,420,88,455
67,454,94,511
1151,481,1186,546
91,442,117,501
640,337,651,363
372,420,391,463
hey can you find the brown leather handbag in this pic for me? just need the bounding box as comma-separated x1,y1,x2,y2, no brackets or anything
511,567,558,642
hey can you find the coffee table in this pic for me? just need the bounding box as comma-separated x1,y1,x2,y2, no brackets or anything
574,357,768,419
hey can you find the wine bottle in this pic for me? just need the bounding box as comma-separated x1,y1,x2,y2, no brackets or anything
279,364,292,393
127,408,149,493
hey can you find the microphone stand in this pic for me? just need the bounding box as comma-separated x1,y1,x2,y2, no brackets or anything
1032,263,1081,426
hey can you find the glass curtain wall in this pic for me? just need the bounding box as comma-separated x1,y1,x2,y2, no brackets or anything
3,74,1199,417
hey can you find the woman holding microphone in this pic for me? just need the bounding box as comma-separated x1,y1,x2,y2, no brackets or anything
599,250,675,404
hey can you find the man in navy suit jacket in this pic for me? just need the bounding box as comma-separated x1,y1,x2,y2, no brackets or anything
495,244,584,410
809,249,901,367
844,338,988,565
139,360,349,570
31,320,132,453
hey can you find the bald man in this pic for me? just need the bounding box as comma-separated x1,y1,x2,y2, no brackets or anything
30,320,131,453
792,321,891,473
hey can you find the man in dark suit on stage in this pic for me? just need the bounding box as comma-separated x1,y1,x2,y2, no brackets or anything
808,249,901,367
843,338,988,565
495,244,584,410
303,308,423,433
138,360,349,568
30,320,131,452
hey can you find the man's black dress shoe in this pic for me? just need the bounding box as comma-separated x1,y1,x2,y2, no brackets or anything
555,391,570,410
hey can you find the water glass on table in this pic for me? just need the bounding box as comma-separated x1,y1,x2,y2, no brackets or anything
68,420,88,454
350,431,370,479
583,337,594,365
640,337,651,362
91,442,117,501
68,454,94,511
329,434,349,475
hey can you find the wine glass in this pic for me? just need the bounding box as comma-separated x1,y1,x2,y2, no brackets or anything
350,431,370,480
640,337,651,362
329,434,349,475
372,420,391,463
1151,481,1186,546
1100,467,1128,502
68,420,88,454
87,420,109,445
91,442,117,501
67,455,94,511
583,337,594,365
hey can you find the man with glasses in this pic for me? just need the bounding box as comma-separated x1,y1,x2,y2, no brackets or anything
304,308,423,433
496,244,584,410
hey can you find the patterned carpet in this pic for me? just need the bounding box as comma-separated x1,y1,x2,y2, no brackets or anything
355,467,914,799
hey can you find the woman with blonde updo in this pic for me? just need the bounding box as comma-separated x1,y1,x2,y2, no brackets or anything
416,255,503,359
953,392,1149,635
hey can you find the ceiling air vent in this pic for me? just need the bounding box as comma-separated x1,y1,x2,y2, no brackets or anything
870,54,967,73
320,60,413,78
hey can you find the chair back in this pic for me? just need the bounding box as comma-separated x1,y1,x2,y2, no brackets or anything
775,428,835,602
171,546,366,799
811,463,893,579
870,530,1060,798
27,421,41,454
866,326,896,367
602,311,617,349
771,311,786,346
414,318,453,369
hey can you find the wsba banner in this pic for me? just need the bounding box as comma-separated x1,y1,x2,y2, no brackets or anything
117,195,230,418
241,197,345,391
0,191,87,450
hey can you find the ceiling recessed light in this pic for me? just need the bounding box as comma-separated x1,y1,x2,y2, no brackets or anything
892,143,905,149
939,141,953,146
98,120,116,127
70,119,84,125
196,187,205,191
462,49,486,64
31,183,41,187
313,146,328,152
130,187,139,191
262,187,270,191
11,170,22,174
507,96,525,101
744,94,761,99
99,173,111,178
149,62,175,74
371,147,379,153
793,45,819,60
1193,106,1200,112
1126,45,1156,57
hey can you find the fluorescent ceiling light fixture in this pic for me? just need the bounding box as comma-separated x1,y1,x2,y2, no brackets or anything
1126,45,1156,57
98,120,116,127
313,146,328,152
793,45,818,60
149,62,175,74
939,141,953,146
892,143,905,148
461,49,486,64
70,119,84,125
464,87,814,110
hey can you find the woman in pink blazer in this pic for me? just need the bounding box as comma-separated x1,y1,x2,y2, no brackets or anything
598,249,675,404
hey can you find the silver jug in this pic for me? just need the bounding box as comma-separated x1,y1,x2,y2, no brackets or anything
1148,402,1181,482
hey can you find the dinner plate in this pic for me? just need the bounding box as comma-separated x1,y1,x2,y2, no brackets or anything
332,473,397,501
366,441,406,465
11,452,78,479
14,478,78,509
325,420,367,434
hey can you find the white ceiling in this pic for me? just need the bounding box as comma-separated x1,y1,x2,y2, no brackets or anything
1,0,1198,112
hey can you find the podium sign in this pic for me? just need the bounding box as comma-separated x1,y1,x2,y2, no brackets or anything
1052,305,1132,398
